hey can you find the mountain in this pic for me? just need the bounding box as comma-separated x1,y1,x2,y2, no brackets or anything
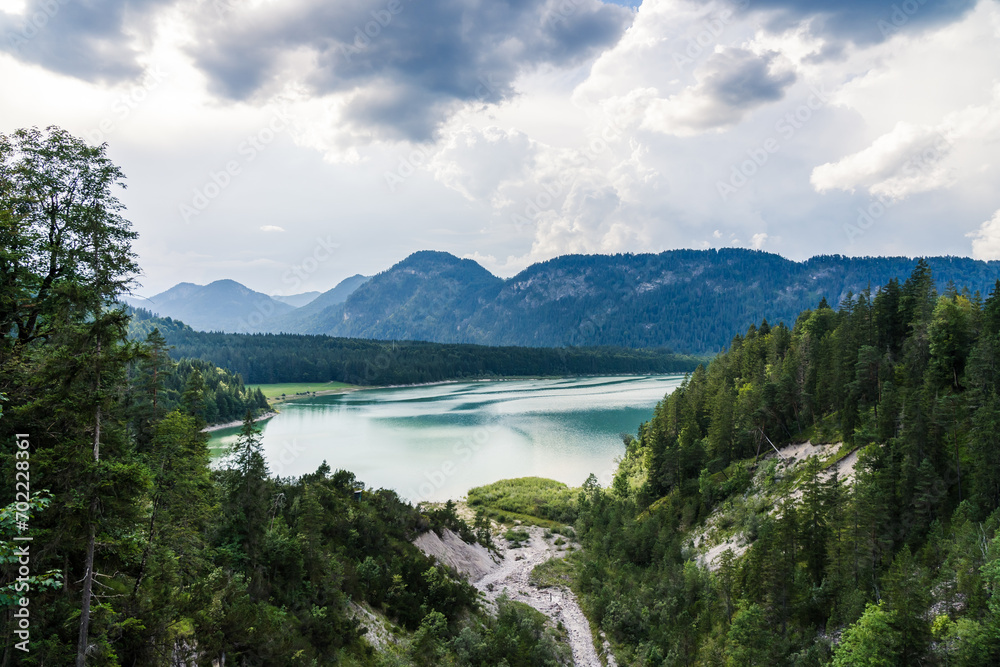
271,291,321,308
139,250,1000,353
270,273,370,333
320,252,503,340
306,249,1000,353
126,279,294,332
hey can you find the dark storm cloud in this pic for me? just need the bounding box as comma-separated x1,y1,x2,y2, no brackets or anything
0,0,169,82
191,0,635,140
702,48,796,109
742,0,978,47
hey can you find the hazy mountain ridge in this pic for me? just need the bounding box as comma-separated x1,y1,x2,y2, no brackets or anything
271,291,321,308
142,249,1000,353
125,279,296,332
130,274,371,334
272,273,371,333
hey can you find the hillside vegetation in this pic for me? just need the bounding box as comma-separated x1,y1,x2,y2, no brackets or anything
569,260,1000,665
128,250,1000,354
128,306,699,385
290,250,1000,353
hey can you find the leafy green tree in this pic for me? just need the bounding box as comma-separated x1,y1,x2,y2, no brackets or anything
833,602,901,667
726,603,775,666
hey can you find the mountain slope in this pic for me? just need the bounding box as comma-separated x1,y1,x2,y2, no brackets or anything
313,249,1000,353
271,273,370,334
142,250,1000,353
127,279,294,332
271,291,321,308
325,251,504,341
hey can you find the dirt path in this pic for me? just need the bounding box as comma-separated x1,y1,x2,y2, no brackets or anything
473,526,605,667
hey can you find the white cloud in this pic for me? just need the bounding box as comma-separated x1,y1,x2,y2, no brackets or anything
751,232,768,249
810,121,954,199
968,209,1000,261
261,225,285,232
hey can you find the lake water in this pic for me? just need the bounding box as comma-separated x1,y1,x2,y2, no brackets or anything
208,375,685,503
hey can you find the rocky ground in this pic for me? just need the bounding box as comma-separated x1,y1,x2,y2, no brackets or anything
416,524,611,666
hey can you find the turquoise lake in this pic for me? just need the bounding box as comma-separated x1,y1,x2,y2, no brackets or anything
209,375,685,503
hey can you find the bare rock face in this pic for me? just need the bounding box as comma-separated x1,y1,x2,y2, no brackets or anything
416,525,606,667
413,528,498,581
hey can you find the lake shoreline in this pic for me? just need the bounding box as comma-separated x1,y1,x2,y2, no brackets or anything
347,371,688,392
257,373,688,408
202,411,278,433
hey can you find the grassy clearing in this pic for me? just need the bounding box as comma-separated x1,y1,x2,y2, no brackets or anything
250,382,355,400
530,553,581,589
467,477,579,525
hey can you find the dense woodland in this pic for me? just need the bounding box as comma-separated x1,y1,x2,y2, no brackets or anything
129,306,699,385
130,328,270,427
570,261,1000,665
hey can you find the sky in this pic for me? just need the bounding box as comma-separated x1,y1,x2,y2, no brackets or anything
1,0,999,297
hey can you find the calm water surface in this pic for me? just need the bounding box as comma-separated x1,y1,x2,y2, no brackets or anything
209,375,684,502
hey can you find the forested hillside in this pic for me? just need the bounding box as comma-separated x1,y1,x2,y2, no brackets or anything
128,307,700,385
571,261,1000,664
280,250,1000,353
129,328,270,427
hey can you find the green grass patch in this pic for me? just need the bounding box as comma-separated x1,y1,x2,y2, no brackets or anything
467,477,579,524
479,507,564,530
530,553,581,589
251,382,354,400
504,528,530,547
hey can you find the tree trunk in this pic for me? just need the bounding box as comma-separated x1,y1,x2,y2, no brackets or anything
131,495,160,600
78,331,101,665
76,502,97,666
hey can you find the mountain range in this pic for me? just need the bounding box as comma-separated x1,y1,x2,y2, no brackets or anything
127,249,1000,353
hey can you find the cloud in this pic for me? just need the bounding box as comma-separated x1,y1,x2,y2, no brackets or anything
743,0,977,46
811,85,1000,200
189,0,634,142
642,48,796,135
751,232,768,249
0,0,171,82
261,225,286,232
428,125,538,202
810,121,954,198
968,209,1000,261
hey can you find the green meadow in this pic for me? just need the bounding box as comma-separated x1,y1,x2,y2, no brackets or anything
250,381,355,400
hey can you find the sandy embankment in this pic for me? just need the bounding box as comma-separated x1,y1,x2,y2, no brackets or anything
201,411,277,433
416,525,611,667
